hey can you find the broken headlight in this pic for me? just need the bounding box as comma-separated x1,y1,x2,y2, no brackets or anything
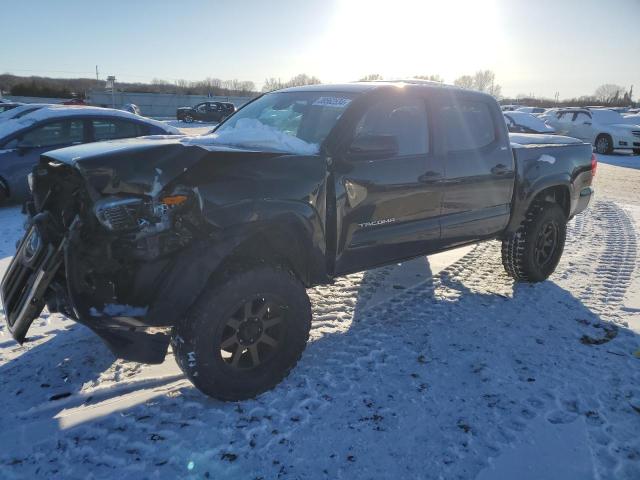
94,197,149,231
93,192,191,232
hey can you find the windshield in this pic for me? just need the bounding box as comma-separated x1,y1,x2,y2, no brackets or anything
591,109,623,124
209,91,358,154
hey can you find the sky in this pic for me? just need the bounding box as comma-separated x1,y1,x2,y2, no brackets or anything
1,0,638,99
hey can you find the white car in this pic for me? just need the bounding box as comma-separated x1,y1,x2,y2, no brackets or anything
515,106,546,115
504,111,555,134
545,108,640,154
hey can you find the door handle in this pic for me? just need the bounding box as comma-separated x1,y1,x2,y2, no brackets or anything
418,171,442,183
491,164,509,175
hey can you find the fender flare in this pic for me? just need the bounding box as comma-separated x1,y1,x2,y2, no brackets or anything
504,173,572,235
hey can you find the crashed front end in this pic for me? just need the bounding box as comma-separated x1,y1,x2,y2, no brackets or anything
1,151,215,363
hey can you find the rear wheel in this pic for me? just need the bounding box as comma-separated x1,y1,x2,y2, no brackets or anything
502,202,567,282
183,114,194,123
595,134,613,155
173,265,311,400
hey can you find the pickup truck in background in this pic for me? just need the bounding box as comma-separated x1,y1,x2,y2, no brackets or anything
1,82,596,400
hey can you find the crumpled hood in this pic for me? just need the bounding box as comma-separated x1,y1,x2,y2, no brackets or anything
42,136,284,197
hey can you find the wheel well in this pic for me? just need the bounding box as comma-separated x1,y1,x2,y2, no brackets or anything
215,226,323,287
533,185,570,218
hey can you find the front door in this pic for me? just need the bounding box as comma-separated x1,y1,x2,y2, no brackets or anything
434,94,515,245
333,92,444,275
2,119,85,199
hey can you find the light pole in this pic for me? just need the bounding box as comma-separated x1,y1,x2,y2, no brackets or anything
106,75,116,108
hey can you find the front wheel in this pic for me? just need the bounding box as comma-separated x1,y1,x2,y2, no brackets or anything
633,148,640,156
502,202,567,282
173,265,311,400
183,114,194,123
595,134,613,155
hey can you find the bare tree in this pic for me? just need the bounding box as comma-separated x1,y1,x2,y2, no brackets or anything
594,84,625,104
413,74,443,83
453,75,474,89
359,73,383,81
262,77,284,92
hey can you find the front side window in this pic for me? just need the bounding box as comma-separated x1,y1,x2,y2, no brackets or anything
20,120,84,148
440,99,496,151
354,97,429,155
92,119,145,141
211,91,358,154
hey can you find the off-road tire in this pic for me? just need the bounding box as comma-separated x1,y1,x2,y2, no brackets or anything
595,134,613,155
173,265,311,401
502,202,567,282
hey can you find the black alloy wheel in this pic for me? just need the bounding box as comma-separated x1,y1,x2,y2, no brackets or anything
220,295,286,370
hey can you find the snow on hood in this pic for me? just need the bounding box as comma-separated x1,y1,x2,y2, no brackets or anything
0,105,180,139
510,133,583,147
181,118,320,155
504,111,555,133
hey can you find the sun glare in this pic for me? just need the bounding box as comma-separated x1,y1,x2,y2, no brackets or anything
307,0,505,83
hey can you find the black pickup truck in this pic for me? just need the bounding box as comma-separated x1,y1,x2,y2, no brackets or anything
1,82,595,400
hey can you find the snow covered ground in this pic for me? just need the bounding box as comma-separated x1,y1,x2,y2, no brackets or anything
0,153,639,479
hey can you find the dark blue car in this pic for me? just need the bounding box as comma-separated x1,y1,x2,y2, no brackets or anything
0,106,180,203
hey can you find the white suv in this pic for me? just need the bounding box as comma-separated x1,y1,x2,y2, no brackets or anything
546,108,640,154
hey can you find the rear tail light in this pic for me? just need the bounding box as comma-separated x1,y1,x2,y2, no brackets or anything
591,153,597,177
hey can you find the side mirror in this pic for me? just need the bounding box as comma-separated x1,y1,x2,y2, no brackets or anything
348,133,399,159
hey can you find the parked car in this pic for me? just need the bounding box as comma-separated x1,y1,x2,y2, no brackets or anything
0,102,23,114
545,108,640,154
121,103,141,115
504,111,555,134
500,104,522,111
176,101,236,123
0,103,52,122
1,82,595,400
0,106,180,203
515,106,546,114
62,98,86,105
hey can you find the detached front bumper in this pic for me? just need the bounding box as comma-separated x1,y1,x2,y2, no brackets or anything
0,213,69,343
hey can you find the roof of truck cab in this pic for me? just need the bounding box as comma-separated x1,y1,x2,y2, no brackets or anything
276,81,491,99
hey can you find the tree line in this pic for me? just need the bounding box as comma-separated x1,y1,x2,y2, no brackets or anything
1,71,635,107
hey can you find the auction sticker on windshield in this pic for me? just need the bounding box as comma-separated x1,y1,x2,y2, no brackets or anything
312,96,352,108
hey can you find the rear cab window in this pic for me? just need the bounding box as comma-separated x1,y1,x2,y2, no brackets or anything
438,99,496,151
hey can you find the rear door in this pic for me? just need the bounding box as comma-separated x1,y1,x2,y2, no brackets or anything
333,92,444,274
434,94,515,245
571,112,593,142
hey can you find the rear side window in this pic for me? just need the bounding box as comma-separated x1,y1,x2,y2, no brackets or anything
20,120,84,147
355,97,429,155
92,119,146,141
439,100,495,151
574,112,591,123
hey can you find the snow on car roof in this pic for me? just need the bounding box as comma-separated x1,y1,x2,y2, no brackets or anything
504,111,555,132
0,105,179,139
